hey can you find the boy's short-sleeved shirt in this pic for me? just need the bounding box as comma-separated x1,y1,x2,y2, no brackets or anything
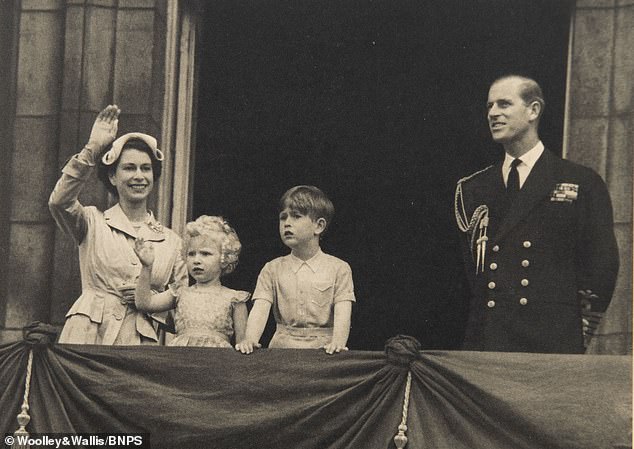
252,250,355,328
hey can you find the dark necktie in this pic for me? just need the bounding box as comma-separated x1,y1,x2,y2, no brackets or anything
507,158,522,195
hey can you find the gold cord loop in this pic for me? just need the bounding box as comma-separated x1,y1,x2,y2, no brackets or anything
13,348,34,449
394,370,412,449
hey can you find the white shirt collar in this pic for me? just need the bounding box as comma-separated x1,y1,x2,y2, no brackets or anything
288,249,324,273
502,141,544,188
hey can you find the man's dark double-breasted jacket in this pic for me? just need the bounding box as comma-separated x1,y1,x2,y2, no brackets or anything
455,148,619,353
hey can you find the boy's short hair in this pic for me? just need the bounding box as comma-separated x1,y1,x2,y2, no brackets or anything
279,185,335,232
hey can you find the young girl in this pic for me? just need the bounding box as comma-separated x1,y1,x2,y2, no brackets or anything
134,215,249,347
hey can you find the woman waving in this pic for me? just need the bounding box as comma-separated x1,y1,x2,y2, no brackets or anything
49,105,187,345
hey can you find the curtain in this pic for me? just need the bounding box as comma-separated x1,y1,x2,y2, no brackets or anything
1,340,630,449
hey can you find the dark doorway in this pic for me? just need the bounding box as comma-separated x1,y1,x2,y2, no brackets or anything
193,0,573,350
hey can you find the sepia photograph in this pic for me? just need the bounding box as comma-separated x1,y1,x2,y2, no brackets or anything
0,0,631,448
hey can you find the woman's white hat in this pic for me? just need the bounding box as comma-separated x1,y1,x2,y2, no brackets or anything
101,132,164,165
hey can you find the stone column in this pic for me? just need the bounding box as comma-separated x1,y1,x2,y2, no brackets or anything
567,0,633,354
0,0,170,343
0,0,65,344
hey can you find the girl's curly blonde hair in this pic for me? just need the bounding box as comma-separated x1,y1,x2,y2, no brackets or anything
184,215,242,275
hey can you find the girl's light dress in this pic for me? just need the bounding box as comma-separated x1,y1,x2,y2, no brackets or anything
170,285,250,347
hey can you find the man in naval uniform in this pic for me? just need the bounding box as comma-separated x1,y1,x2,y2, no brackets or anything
454,75,619,353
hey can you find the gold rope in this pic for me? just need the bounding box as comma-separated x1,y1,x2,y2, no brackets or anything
455,180,490,272
12,348,34,449
454,165,493,232
393,370,412,449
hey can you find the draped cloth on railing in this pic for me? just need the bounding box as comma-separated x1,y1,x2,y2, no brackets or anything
1,337,631,449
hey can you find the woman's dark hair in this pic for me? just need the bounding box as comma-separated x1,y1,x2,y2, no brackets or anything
96,138,163,197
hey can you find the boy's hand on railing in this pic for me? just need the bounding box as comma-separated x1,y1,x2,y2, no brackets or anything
323,341,349,355
235,340,262,354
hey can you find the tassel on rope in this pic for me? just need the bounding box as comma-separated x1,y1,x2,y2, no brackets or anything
384,336,421,449
475,215,489,273
12,348,34,449
393,370,412,449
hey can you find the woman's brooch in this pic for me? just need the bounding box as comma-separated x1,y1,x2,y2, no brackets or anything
147,218,164,234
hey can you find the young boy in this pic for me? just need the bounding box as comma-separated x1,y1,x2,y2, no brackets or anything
236,185,355,354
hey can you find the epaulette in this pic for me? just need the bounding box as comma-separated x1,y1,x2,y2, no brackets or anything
454,165,493,274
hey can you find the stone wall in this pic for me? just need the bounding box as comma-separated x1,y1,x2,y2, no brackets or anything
568,0,633,354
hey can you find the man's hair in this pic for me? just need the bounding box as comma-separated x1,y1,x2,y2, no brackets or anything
279,185,335,232
492,74,546,120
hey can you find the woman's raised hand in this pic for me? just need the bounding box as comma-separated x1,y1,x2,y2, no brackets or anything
87,104,120,152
